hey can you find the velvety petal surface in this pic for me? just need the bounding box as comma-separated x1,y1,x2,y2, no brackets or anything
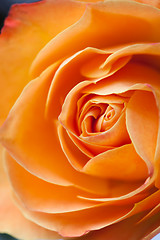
78,210,160,240
14,196,134,238
0,148,60,240
126,90,158,164
0,63,108,195
0,0,85,126
4,150,102,214
83,144,148,181
12,190,160,238
31,1,160,78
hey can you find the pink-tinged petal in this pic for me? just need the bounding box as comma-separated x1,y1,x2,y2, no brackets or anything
31,0,160,78
83,144,148,181
0,0,85,124
126,90,158,164
0,64,109,195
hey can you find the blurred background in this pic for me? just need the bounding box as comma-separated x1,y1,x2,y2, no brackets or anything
0,234,16,240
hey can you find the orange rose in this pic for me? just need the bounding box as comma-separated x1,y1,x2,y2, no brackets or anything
0,0,160,239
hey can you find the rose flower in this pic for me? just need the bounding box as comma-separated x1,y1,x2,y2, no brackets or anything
0,0,160,239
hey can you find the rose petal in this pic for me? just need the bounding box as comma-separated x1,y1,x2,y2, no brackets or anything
79,181,153,202
67,131,114,158
135,0,160,8
0,0,85,125
126,90,158,164
45,47,110,121
83,144,148,181
80,112,130,147
47,43,160,124
31,1,160,78
77,95,125,135
59,61,160,139
101,43,160,74
78,210,160,240
0,190,60,240
127,190,160,218
58,124,89,170
83,62,160,96
0,63,109,195
4,151,104,214
14,195,134,238
74,0,160,8
13,190,160,238
138,203,160,223
0,149,59,239
152,90,160,188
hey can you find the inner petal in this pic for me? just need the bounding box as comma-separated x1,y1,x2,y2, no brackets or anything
80,112,130,147
83,144,149,181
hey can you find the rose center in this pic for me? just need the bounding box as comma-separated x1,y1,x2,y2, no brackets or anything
77,95,124,137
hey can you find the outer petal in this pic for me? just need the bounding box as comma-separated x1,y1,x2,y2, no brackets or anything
135,0,160,8
13,195,134,238
74,0,160,8
0,0,85,125
0,191,61,240
0,149,60,240
4,150,102,214
78,210,160,240
31,0,160,77
11,190,160,238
